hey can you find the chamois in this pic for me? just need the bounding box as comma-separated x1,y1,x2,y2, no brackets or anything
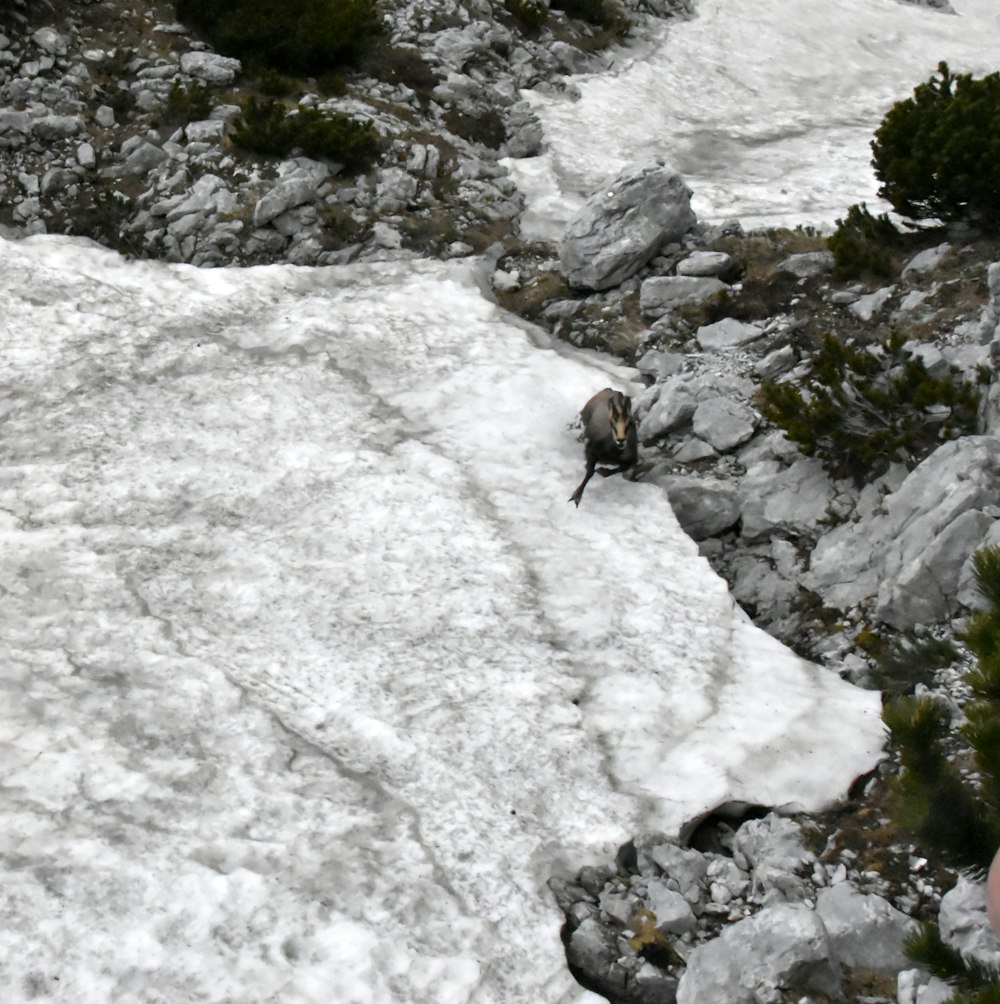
568,388,638,507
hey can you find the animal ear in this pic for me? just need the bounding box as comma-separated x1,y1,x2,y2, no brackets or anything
622,396,632,416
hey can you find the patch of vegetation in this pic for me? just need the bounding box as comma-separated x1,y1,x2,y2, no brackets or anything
862,631,960,696
551,0,627,31
356,41,439,103
884,547,1000,1001
504,0,548,34
257,69,300,99
160,81,214,127
52,187,145,258
827,203,906,281
231,97,381,172
442,106,507,150
94,46,137,78
708,226,826,283
173,0,384,76
626,909,686,969
873,62,1000,226
758,330,981,483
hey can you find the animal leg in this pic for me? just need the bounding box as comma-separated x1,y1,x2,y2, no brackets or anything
569,461,596,507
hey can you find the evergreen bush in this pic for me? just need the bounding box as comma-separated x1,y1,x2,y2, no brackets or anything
550,0,627,32
883,547,1000,1001
173,0,384,76
231,97,381,172
504,0,548,33
872,62,1000,226
826,203,904,281
161,81,214,126
758,331,980,483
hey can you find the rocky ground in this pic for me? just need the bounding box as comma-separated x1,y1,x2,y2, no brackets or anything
4,0,1000,1001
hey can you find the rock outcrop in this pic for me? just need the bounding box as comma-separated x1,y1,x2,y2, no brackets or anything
559,162,696,290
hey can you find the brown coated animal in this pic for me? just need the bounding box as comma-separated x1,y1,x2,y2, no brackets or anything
568,388,638,507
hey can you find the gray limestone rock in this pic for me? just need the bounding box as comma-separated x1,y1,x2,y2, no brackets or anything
849,285,896,321
695,317,765,352
938,876,1000,970
642,878,697,934
254,159,331,227
640,275,725,318
778,251,834,278
733,814,814,902
120,140,170,176
902,242,951,277
691,397,757,452
559,162,696,291
877,507,996,628
876,436,1000,628
739,456,835,543
676,250,736,278
676,903,842,1004
648,470,741,540
180,51,241,85
816,882,916,975
638,378,698,441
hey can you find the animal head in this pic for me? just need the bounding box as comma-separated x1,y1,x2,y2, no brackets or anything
608,391,633,448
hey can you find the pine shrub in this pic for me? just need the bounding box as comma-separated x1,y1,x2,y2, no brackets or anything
758,331,980,483
504,0,548,33
173,0,384,76
826,203,904,281
231,97,381,172
883,548,1000,1000
550,0,627,31
872,62,1000,226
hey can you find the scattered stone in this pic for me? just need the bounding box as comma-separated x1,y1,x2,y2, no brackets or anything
695,317,765,351
778,250,834,278
676,250,737,279
180,51,241,85
691,397,757,452
902,242,951,277
648,470,741,539
640,275,726,318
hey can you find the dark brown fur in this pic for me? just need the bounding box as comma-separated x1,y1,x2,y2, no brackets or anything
569,388,638,507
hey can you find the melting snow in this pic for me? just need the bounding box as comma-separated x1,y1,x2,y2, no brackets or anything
0,236,882,1002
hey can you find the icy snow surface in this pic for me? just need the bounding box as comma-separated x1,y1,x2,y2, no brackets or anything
508,0,1000,238
0,236,881,1003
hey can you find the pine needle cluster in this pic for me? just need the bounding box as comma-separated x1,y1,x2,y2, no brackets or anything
872,62,1000,226
758,331,980,483
883,547,1000,999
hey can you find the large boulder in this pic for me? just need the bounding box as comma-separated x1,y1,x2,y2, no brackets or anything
559,162,696,291
807,436,1000,627
676,903,842,1004
876,436,1000,627
648,471,741,540
816,883,916,975
739,456,836,543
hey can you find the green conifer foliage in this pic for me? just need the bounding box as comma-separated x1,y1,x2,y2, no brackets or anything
174,0,384,77
758,331,980,483
231,97,381,172
872,62,1000,226
826,203,904,281
885,548,1000,1000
